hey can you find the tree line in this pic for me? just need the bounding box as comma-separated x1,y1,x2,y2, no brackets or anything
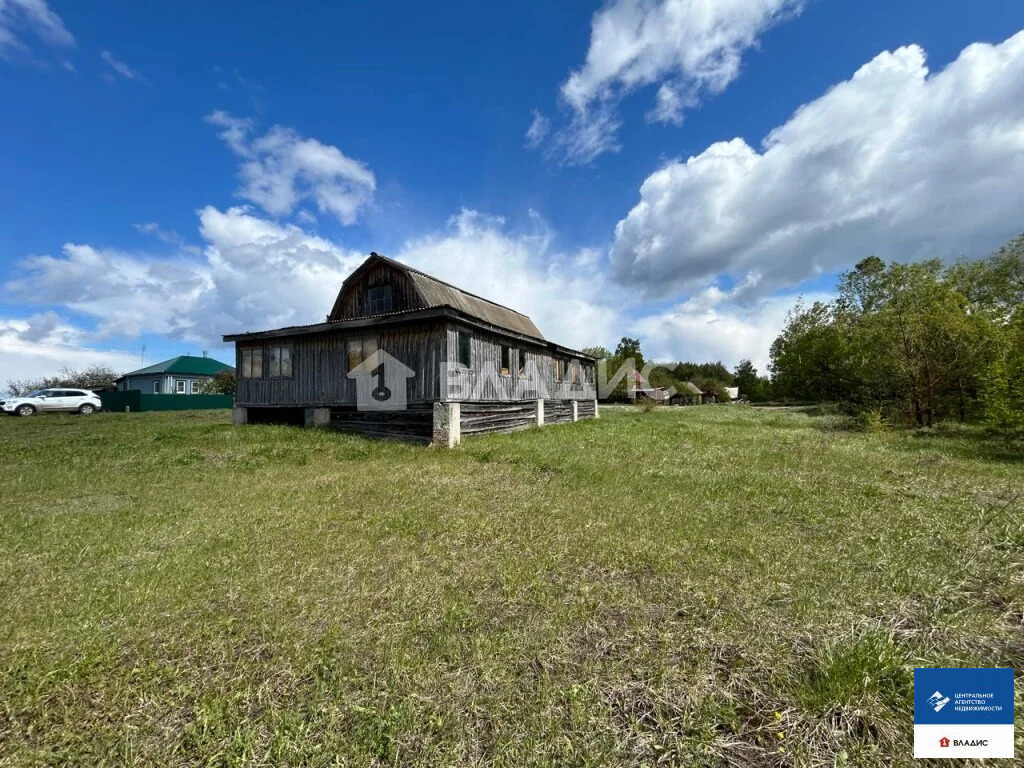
582,338,772,403
770,234,1023,431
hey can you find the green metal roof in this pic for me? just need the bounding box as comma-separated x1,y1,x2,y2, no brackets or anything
118,355,234,379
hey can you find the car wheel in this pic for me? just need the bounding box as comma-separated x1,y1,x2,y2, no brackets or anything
79,403,97,415
16,404,36,417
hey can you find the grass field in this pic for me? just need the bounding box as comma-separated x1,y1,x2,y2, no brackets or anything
0,406,1021,766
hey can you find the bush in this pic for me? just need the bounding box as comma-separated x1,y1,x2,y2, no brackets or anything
858,409,888,433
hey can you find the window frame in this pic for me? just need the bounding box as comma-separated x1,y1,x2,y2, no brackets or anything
176,379,187,394
500,345,512,376
367,284,393,314
457,330,471,368
268,345,293,378
554,358,564,382
241,348,263,379
153,380,161,394
346,336,379,373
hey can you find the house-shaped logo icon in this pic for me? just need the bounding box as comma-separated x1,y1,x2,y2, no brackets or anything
347,349,415,411
939,737,950,748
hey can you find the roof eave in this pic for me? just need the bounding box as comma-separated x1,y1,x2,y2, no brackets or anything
223,305,596,360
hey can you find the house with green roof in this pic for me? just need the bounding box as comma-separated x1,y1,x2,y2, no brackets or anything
115,354,234,395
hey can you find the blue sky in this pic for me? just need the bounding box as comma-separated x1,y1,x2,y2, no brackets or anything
2,0,1024,382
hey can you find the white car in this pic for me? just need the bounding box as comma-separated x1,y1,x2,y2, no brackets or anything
1,388,102,416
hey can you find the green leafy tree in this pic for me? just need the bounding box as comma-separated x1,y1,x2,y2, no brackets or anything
198,370,236,396
614,337,644,369
733,359,770,402
7,364,121,397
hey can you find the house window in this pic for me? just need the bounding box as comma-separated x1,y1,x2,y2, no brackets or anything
191,380,200,394
346,336,378,373
176,379,187,394
368,285,392,314
554,359,564,382
241,348,263,378
268,346,293,377
153,380,161,394
457,330,471,367
500,345,511,376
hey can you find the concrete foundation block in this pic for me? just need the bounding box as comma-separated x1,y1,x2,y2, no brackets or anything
305,407,331,428
536,399,545,426
594,399,600,419
571,401,579,422
232,406,248,426
432,402,461,447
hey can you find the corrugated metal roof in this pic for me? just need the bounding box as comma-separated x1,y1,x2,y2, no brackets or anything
117,355,234,379
405,269,545,339
362,253,545,340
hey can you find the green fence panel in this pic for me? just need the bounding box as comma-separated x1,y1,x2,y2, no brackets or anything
99,390,141,412
139,394,234,411
100,391,232,412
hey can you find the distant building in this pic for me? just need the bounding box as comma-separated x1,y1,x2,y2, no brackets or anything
669,382,703,405
116,355,234,395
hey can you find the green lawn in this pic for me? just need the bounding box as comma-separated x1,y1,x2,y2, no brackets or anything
0,406,1021,766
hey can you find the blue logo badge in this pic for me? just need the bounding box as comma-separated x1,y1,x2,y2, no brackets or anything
914,668,1014,725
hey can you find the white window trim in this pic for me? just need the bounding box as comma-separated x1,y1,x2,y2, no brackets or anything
153,380,161,394
176,379,187,394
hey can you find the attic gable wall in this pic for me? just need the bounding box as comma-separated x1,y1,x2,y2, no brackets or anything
329,261,424,321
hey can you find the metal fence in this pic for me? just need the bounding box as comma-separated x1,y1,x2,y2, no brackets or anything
100,391,233,412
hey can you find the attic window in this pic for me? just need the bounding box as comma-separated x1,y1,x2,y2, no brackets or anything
368,285,392,314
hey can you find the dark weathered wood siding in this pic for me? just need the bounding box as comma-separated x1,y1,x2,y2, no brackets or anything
330,403,434,443
329,261,424,321
459,402,537,436
234,322,446,407
443,322,596,402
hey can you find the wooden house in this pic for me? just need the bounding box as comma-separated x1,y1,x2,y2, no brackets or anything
223,253,598,445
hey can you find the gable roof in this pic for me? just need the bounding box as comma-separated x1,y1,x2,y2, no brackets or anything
332,253,545,340
117,355,234,380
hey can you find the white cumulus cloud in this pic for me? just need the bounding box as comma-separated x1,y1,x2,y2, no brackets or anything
634,287,834,372
611,30,1024,297
397,209,620,349
550,0,802,163
5,206,622,355
206,111,377,226
0,313,141,391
